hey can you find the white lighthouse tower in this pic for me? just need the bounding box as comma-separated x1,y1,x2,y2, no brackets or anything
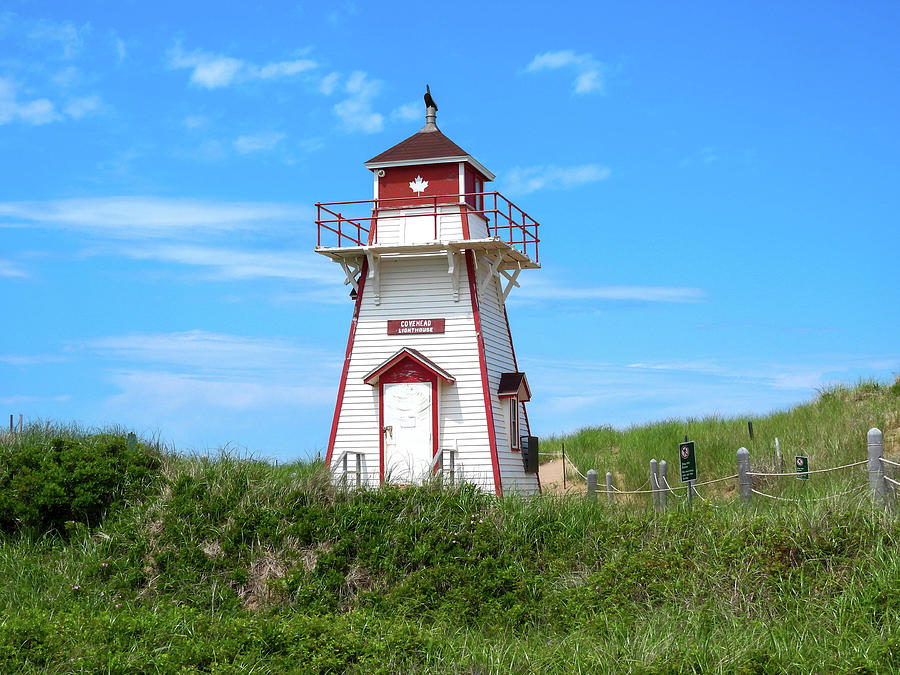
316,92,541,496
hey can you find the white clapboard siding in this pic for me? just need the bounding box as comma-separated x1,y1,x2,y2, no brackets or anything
476,267,540,495
330,253,497,493
374,206,466,245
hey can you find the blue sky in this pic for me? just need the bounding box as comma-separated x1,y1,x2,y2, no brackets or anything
2,1,898,460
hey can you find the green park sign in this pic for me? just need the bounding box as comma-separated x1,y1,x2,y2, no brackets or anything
679,441,697,482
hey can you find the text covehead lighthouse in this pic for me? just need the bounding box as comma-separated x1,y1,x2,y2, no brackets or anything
315,91,542,496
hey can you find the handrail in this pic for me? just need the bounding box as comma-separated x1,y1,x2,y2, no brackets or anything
314,191,540,262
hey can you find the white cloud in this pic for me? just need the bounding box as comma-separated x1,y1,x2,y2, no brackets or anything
28,19,87,59
0,353,68,365
182,114,208,130
391,101,420,122
64,95,101,119
121,243,336,284
254,59,317,79
0,196,311,239
526,49,606,95
85,330,338,373
503,164,610,195
86,331,340,416
0,259,28,279
114,36,127,62
0,78,61,125
680,147,720,167
517,279,705,303
233,131,286,154
168,44,318,89
318,72,340,95
333,70,383,133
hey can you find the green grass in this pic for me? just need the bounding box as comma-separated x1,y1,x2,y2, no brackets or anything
542,378,900,500
1,382,899,672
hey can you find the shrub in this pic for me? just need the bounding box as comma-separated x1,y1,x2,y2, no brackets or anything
0,431,161,534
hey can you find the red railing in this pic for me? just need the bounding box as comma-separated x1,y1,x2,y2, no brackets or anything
315,192,540,263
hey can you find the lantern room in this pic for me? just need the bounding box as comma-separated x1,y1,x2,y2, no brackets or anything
315,90,542,496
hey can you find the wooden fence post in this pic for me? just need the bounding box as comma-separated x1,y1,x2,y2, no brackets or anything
868,428,892,504
659,460,668,510
737,447,752,505
650,459,662,512
606,471,613,505
774,437,782,473
586,469,597,501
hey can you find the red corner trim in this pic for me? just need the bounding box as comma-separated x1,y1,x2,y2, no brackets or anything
325,256,369,467
378,379,385,483
459,203,470,239
503,302,540,493
466,249,502,496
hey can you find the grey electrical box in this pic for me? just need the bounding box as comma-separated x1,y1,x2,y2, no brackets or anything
521,435,539,474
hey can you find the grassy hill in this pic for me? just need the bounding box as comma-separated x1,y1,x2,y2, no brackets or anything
0,381,899,672
543,378,900,500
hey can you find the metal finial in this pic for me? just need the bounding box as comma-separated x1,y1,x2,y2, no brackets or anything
422,85,438,132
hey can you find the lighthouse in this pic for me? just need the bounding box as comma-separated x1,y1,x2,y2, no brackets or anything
316,91,541,496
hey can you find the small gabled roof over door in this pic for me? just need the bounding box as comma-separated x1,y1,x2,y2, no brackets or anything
363,347,455,386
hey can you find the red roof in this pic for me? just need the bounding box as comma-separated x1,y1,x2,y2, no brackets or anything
365,129,469,165
362,347,455,386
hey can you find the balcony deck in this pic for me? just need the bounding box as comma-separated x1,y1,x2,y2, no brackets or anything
314,191,540,265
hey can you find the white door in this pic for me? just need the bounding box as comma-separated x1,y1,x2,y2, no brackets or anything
382,382,433,483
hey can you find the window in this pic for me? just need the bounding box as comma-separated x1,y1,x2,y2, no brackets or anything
509,396,519,451
474,178,484,212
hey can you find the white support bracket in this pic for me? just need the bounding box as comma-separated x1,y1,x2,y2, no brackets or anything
500,262,522,302
366,253,381,305
338,259,361,293
447,250,460,302
479,253,503,293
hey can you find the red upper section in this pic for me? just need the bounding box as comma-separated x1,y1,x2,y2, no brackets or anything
366,129,469,165
377,162,459,209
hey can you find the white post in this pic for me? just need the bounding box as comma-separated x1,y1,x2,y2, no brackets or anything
606,471,613,505
659,460,668,510
774,437,782,473
738,447,752,505
650,459,661,512
586,469,597,501
868,428,891,503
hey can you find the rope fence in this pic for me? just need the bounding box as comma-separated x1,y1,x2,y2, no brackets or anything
572,427,895,510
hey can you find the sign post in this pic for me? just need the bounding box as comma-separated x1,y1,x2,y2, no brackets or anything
795,455,809,480
679,438,697,508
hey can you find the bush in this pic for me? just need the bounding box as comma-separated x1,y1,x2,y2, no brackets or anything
0,431,161,534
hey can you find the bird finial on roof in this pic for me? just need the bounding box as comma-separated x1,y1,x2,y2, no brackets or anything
422,85,438,132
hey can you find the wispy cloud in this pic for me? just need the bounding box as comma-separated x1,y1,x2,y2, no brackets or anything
680,146,720,168
0,77,61,125
517,279,705,303
121,244,336,283
318,72,340,95
168,44,317,89
391,101,420,122
525,49,607,94
0,353,68,366
85,330,338,373
85,331,340,416
503,164,610,195
0,259,28,279
0,197,311,239
333,71,383,133
64,95,102,119
233,131,286,154
28,19,88,60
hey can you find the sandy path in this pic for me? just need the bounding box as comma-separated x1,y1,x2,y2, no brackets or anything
539,458,585,495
